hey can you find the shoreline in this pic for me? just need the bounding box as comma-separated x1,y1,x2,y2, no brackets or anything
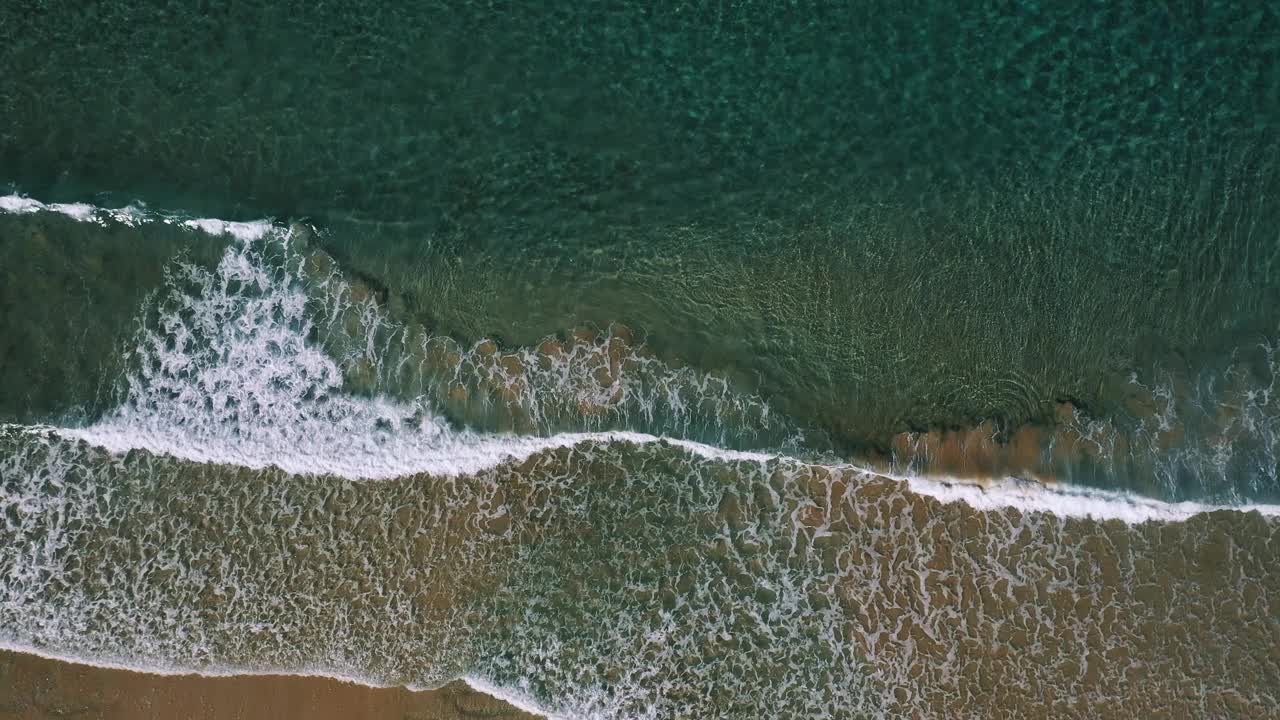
5,193,1279,507
15,421,1280,524
0,648,542,720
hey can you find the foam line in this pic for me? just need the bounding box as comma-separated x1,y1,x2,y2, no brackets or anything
60,422,681,481
5,191,1279,526
462,676,565,719
32,420,1280,523
891,472,1280,523
0,642,553,718
57,424,782,483
1,192,274,241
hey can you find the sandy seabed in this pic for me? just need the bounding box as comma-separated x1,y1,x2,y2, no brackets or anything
0,650,537,720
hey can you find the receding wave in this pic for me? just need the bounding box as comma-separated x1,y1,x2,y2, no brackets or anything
3,195,1279,718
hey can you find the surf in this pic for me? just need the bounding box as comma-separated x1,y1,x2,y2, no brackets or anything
4,192,1280,719
4,191,1279,521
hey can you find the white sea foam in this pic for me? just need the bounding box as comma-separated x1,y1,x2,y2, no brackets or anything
463,675,565,719
0,194,99,222
1054,353,1280,500
890,472,1280,523
41,209,713,480
7,192,1278,522
66,421,672,481
0,192,274,240
0,194,46,214
180,216,274,242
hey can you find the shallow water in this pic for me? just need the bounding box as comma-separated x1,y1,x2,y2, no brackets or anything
0,206,1277,718
5,424,1276,719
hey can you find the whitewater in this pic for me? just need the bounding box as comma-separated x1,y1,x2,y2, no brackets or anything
3,192,1273,521
3,193,1279,719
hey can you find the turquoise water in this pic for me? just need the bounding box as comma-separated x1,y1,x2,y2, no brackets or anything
6,1,1280,500
3,3,1280,717
0,204,1277,718
5,2,1277,217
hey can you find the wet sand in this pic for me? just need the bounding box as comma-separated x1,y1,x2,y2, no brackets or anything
0,650,538,720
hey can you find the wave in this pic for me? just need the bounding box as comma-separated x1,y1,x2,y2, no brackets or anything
58,222,789,476
1,193,274,241
4,192,1280,718
6,424,1276,718
895,472,1280,522
4,192,1277,521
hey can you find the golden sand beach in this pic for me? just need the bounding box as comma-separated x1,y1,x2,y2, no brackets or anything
0,650,538,720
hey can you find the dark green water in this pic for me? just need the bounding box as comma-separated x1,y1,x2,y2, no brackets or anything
5,2,1278,217
3,6,1280,717
5,0,1280,499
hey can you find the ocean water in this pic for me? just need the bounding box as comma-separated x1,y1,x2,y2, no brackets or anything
1,204,1278,719
3,2,1280,718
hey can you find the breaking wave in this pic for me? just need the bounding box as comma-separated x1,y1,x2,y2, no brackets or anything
3,194,1279,718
